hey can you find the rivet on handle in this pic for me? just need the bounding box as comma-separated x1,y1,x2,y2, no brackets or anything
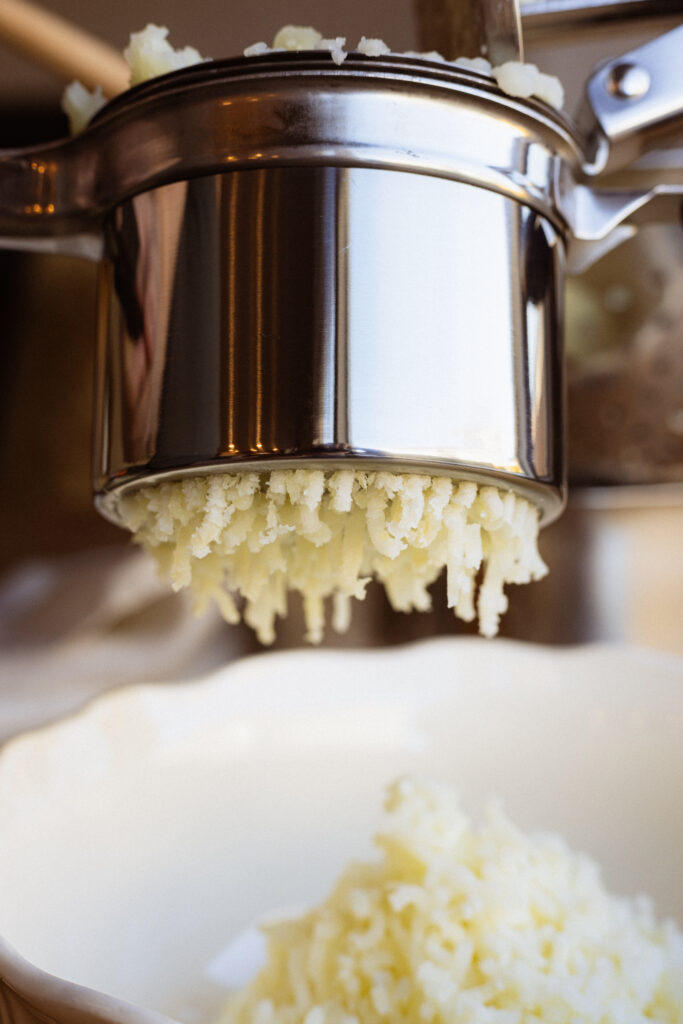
606,62,651,101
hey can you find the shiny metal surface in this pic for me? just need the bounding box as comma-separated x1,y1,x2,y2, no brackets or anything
560,180,683,270
483,0,525,63
606,61,651,100
420,0,524,65
0,53,583,240
0,48,681,527
417,0,683,56
95,166,565,523
1,50,679,255
579,25,683,173
519,0,682,33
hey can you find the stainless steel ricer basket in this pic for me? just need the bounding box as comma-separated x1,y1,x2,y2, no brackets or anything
0,34,681,527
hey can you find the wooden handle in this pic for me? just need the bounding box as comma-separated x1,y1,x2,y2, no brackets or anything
0,0,129,97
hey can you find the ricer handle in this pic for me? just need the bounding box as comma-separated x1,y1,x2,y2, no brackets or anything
578,24,683,175
0,0,128,96
0,0,128,256
0,134,104,259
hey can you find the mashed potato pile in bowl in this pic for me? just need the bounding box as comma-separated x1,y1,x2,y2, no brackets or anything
1,643,681,1024
220,777,683,1024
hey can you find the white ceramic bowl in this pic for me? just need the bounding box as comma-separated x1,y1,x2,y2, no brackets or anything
1,639,682,1024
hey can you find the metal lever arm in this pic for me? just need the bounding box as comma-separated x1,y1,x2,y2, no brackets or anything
578,24,683,174
414,0,524,65
562,180,683,273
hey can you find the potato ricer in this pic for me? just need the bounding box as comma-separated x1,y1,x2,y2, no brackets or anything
0,28,681,527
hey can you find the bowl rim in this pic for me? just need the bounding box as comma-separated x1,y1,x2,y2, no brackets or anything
1,637,681,1024
2,636,683,761
0,935,176,1024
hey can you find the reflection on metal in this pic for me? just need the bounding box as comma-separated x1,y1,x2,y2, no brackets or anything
417,0,683,52
420,0,525,65
0,54,585,239
519,0,683,32
0,47,681,526
578,25,683,173
95,168,565,524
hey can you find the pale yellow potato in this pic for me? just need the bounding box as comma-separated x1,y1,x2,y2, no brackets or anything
120,471,547,645
220,777,683,1024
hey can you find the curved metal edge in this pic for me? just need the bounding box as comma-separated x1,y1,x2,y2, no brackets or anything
520,0,682,33
0,937,177,1024
0,52,583,239
94,456,566,528
575,24,683,176
561,178,683,270
91,51,577,137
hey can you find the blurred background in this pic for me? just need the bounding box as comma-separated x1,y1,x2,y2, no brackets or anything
0,1,681,724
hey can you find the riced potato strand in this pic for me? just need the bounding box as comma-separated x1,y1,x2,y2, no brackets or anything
119,471,547,645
